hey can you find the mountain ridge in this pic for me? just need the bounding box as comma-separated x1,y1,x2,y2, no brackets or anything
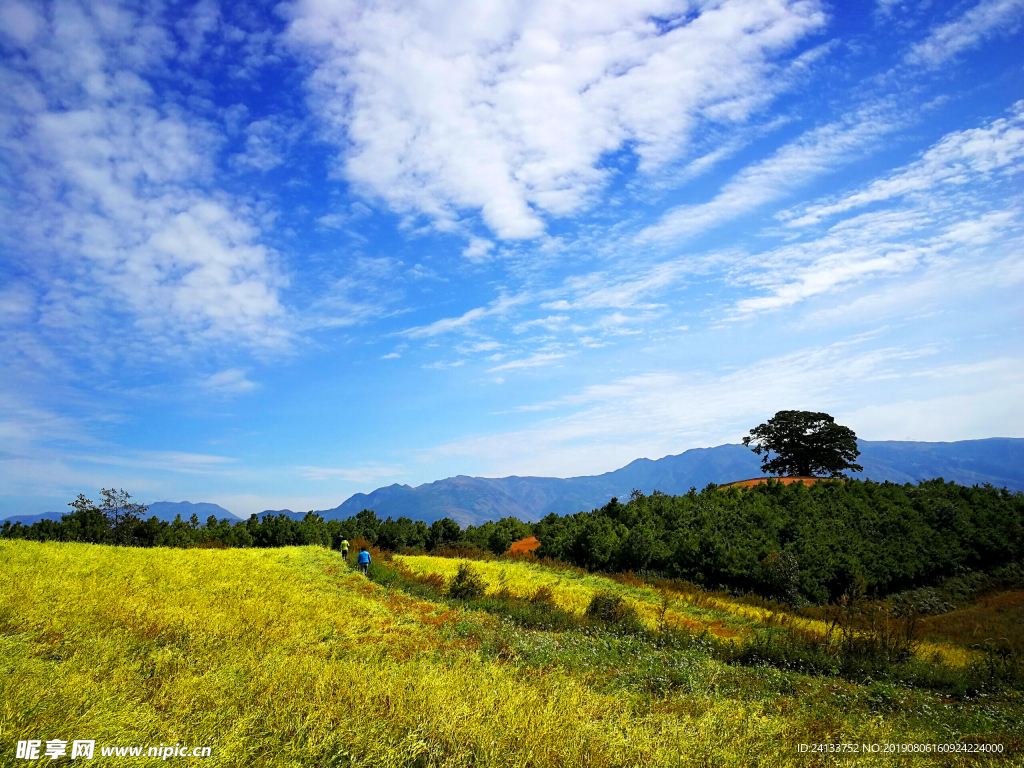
5,439,1021,527
2,500,238,526
315,437,1024,526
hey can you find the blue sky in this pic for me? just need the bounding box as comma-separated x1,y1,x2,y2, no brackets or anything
1,0,1022,517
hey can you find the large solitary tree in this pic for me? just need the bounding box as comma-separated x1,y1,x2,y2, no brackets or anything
742,410,862,478
98,488,149,545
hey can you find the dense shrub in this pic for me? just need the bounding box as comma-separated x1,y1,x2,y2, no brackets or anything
447,563,488,600
536,480,1024,603
585,591,625,621
584,591,641,629
530,586,557,607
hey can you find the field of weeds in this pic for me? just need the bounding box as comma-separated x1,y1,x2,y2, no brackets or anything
2,540,1022,766
396,554,752,639
396,555,978,666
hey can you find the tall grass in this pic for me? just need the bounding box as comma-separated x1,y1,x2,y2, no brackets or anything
1,541,1020,766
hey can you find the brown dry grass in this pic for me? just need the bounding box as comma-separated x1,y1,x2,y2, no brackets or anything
921,591,1024,653
719,476,826,489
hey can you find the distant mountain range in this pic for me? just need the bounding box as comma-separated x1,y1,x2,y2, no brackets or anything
5,439,1022,528
2,500,237,527
314,437,1024,527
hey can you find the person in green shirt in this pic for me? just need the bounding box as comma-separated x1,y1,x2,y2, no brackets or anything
340,539,350,562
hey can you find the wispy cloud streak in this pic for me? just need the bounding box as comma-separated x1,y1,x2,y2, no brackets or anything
907,0,1024,67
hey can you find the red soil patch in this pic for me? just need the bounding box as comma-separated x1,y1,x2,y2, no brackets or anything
719,476,826,489
506,536,540,555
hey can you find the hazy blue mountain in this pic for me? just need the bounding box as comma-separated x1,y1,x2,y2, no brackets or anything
1,511,67,526
145,501,240,522
317,438,1024,527
2,500,238,524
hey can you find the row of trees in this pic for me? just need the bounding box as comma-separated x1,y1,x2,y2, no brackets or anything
0,490,534,556
534,479,1024,603
5,476,1023,606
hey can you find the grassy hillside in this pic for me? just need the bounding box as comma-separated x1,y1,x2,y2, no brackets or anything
1,541,1021,766
395,555,976,666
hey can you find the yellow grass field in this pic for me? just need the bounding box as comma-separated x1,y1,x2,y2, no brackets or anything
0,540,1016,767
396,555,752,638
395,555,977,665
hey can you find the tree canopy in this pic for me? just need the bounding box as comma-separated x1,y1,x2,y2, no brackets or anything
3,490,532,558
534,479,1024,603
742,410,862,478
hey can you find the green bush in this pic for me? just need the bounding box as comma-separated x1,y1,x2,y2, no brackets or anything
585,590,641,628
366,559,399,586
447,562,487,600
530,585,557,608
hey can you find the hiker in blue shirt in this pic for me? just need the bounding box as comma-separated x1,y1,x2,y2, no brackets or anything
357,547,371,575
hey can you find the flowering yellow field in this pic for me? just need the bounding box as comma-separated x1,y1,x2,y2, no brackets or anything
395,555,752,638
395,555,977,666
0,541,1002,766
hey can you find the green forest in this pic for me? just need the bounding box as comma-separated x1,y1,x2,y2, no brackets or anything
5,478,1023,605
535,479,1024,603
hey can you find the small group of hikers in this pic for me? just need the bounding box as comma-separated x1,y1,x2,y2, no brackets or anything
339,539,372,574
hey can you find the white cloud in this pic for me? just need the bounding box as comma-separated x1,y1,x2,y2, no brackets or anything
306,257,404,329
423,359,466,369
401,293,530,338
317,201,373,230
68,449,238,474
0,394,92,448
236,118,291,170
727,107,1024,316
0,1,42,44
381,351,401,359
0,0,289,364
317,213,349,229
462,237,495,262
0,286,34,321
783,105,1024,227
907,0,1024,67
455,339,503,353
550,259,690,309
299,465,405,482
733,205,1023,316
875,0,903,17
422,339,1024,477
513,315,568,333
198,369,258,395
639,101,901,241
286,0,825,240
488,352,568,372
795,239,1024,327
843,361,1024,441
